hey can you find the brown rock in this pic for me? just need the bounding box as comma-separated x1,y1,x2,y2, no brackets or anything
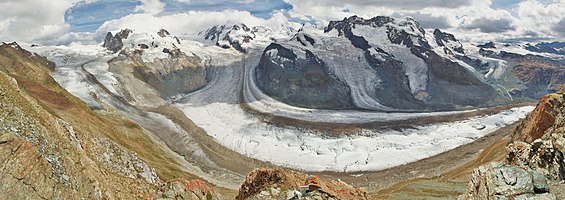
512,93,562,143
236,168,367,200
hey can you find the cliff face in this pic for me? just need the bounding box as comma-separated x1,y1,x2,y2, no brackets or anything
512,88,564,143
463,85,565,199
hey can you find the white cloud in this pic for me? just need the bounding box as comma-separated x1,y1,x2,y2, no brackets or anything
0,0,82,43
515,0,565,38
135,0,166,15
554,18,565,36
175,0,256,4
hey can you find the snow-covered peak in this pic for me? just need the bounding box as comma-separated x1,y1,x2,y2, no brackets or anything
288,24,324,48
197,23,298,53
431,29,464,55
323,15,430,49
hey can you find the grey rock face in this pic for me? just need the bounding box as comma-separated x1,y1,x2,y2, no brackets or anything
103,29,132,53
507,141,565,182
116,47,207,98
255,43,353,109
433,29,464,54
410,46,504,109
464,162,556,199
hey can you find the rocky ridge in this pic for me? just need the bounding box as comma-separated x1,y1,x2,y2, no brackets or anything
0,42,222,199
463,86,565,199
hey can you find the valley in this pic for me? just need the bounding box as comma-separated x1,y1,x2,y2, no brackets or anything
1,6,564,199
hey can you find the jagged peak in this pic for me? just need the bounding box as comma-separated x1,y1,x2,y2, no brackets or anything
1,41,22,49
433,29,448,43
1,41,42,59
433,29,464,54
478,41,496,49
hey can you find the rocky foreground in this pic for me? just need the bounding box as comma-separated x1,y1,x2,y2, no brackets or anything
462,86,565,199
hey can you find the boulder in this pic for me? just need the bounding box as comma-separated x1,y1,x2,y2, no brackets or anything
464,162,555,199
236,168,367,200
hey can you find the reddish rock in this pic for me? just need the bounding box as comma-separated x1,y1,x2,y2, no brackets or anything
236,168,367,200
306,176,321,190
512,89,564,143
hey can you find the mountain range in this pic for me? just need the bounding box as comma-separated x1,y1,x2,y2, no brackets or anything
1,14,564,199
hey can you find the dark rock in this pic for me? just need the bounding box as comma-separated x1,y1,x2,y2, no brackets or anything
325,15,430,49
103,29,132,53
433,29,464,54
478,41,496,49
174,36,181,45
138,44,149,49
157,29,170,38
255,43,353,109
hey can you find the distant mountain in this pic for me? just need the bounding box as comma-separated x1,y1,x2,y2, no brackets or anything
92,16,565,112
198,23,297,53
525,41,565,55
255,16,510,111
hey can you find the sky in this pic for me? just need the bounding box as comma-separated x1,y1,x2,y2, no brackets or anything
0,0,564,45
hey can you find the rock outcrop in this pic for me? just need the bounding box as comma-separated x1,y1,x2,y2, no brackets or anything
478,49,565,99
510,60,565,98
236,168,368,200
433,29,464,54
109,46,206,106
462,86,565,199
465,162,555,199
512,90,563,143
103,29,132,53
